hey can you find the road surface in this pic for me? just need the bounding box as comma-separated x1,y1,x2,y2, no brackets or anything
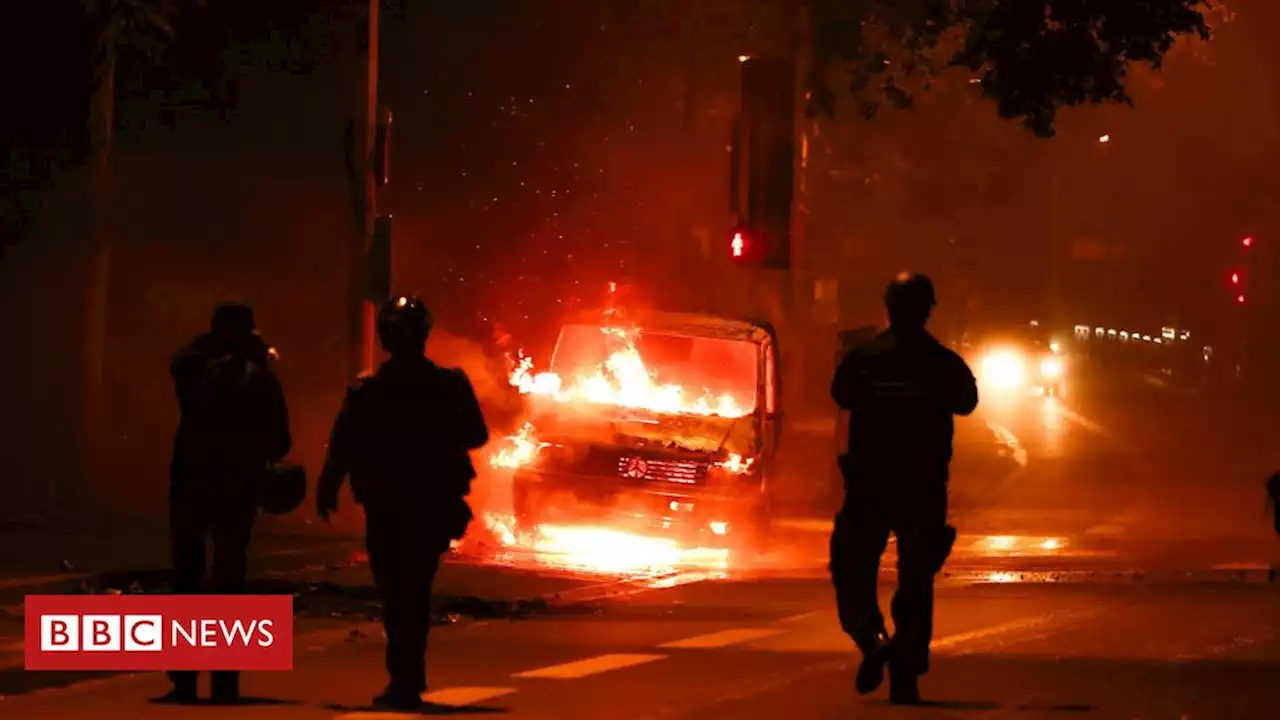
1,362,1277,715
3,575,1277,718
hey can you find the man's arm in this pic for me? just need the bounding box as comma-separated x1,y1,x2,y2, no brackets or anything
265,373,292,462
316,387,359,517
451,370,490,451
830,349,868,411
941,351,979,416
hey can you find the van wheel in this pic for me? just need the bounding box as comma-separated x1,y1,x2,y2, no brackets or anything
735,496,773,562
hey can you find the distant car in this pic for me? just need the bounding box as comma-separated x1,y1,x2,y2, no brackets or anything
968,326,1065,397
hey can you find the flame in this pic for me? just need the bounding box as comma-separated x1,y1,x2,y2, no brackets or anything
489,422,549,470
479,326,749,575
715,453,753,474
506,327,749,419
481,513,729,576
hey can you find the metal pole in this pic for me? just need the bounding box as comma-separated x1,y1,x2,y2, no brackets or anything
349,0,380,380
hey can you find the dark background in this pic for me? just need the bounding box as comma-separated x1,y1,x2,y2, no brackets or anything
2,0,1278,524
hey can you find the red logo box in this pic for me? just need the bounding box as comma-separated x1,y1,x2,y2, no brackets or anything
25,595,293,671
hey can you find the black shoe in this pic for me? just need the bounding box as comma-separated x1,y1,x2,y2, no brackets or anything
888,664,921,705
373,690,424,712
855,637,892,695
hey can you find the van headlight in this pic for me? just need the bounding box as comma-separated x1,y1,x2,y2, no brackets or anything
979,349,1027,390
1040,357,1063,379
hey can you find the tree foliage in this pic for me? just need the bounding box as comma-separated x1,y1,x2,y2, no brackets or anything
807,0,1214,136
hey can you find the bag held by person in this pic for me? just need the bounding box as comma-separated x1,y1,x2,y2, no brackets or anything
260,461,307,515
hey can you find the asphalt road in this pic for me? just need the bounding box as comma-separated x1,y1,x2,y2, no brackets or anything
1,362,1277,714
3,575,1277,718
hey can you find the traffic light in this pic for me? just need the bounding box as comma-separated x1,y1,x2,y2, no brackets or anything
728,228,763,263
1237,294,1246,304
728,54,795,271
1231,271,1240,284
1243,236,1254,248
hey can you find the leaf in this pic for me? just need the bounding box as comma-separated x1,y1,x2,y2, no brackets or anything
807,0,1213,136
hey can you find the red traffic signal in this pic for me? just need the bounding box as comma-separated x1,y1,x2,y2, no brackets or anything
1237,294,1246,304
729,228,764,263
1231,271,1241,284
1243,236,1254,248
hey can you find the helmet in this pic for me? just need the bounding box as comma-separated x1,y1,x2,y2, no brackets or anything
884,272,936,326
258,461,307,515
377,295,433,354
211,302,255,337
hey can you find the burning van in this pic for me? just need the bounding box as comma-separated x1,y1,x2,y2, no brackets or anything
491,311,781,549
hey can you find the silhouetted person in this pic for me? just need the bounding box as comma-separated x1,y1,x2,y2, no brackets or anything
165,303,291,704
829,273,978,705
316,296,489,711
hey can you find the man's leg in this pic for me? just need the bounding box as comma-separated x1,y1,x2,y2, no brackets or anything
366,515,424,708
402,549,442,698
209,489,256,703
888,485,950,704
165,478,208,700
830,500,892,694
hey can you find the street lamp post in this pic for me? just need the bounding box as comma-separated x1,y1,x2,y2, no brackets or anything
349,0,380,380
1046,133,1111,329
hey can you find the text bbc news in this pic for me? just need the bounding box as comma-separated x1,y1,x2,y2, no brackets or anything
24,595,293,671
41,615,276,651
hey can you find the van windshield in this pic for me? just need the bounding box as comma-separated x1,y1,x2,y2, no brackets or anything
549,324,760,416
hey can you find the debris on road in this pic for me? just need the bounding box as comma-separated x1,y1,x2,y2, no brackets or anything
74,570,555,624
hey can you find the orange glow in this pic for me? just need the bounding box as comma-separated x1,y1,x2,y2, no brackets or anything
488,421,549,470
506,328,750,420
481,513,730,576
715,453,754,474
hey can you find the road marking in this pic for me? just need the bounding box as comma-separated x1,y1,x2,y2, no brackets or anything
1178,629,1275,660
983,420,1028,467
659,628,784,649
1054,405,1106,435
774,611,820,624
930,614,1066,651
422,686,516,705
512,653,666,679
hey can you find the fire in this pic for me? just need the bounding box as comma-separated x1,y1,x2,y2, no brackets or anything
716,453,753,474
507,328,748,419
488,422,549,470
480,513,730,576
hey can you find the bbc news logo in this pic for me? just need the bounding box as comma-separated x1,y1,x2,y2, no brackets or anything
25,595,293,671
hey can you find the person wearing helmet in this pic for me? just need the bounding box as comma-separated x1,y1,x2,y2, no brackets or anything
829,273,978,705
165,302,292,704
316,295,489,711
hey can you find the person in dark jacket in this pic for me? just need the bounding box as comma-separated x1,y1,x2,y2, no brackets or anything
829,273,978,705
164,302,291,704
316,295,489,711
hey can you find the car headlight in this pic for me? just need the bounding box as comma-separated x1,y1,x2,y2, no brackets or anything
1040,357,1063,378
979,350,1027,389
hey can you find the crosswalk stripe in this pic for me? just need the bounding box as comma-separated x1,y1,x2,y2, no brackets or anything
422,686,516,705
930,615,1058,651
659,628,783,649
513,653,666,679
